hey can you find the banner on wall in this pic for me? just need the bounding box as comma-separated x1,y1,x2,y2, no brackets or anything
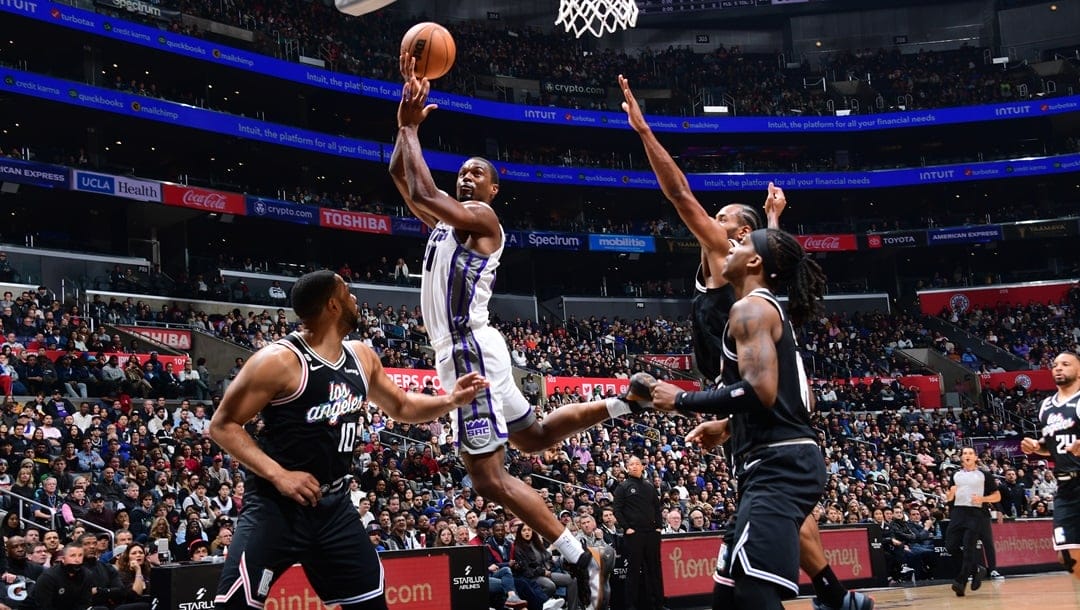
979,369,1055,391
794,234,858,252
114,325,192,350
1002,218,1080,240
917,279,1077,315
162,184,246,215
0,157,69,188
545,376,700,397
639,354,694,370
319,209,392,234
384,367,445,393
865,230,926,249
245,196,318,226
927,225,1003,245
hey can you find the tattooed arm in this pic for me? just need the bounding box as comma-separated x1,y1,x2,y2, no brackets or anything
650,296,781,414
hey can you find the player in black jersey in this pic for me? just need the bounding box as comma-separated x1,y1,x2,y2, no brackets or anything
208,271,489,610
620,76,872,610
1021,351,1080,581
648,228,827,610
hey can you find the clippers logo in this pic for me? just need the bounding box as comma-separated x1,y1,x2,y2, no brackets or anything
948,294,970,314
464,418,492,448
1014,374,1032,390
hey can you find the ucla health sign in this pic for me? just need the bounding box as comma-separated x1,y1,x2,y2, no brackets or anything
73,170,114,194
589,234,656,253
245,196,318,226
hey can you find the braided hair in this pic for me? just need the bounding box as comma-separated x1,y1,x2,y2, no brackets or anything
725,203,762,231
755,228,827,327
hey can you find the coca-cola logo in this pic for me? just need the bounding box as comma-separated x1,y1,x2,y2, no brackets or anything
182,189,228,210
801,235,842,250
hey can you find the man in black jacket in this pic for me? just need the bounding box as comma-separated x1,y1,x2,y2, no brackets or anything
613,456,663,610
1,536,42,609
79,533,123,608
31,544,93,610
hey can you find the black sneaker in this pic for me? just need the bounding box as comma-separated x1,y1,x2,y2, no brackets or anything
970,565,986,591
620,372,657,414
572,546,600,609
951,581,965,597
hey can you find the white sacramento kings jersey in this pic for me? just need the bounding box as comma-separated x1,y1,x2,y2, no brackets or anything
420,205,504,346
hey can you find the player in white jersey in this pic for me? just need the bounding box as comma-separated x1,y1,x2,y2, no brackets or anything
389,54,655,610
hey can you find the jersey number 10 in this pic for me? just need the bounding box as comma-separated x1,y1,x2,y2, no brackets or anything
338,422,358,453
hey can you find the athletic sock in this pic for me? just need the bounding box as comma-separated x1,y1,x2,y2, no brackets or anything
811,565,847,609
553,528,585,564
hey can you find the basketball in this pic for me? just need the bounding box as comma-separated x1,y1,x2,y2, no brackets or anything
400,22,456,80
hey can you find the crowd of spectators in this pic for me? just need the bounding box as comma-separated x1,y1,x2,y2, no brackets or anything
799,311,935,379
943,289,1080,370
0,267,1066,607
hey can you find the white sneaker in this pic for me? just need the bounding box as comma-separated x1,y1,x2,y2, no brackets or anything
543,599,566,610
990,570,1004,580
900,564,915,574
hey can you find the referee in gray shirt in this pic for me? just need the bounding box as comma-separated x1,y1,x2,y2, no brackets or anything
944,447,1000,597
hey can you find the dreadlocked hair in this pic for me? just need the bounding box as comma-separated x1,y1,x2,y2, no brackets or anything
763,229,827,327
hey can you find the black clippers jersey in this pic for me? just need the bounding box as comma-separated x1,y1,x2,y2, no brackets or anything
691,263,737,383
720,288,815,459
257,333,368,486
1038,390,1080,475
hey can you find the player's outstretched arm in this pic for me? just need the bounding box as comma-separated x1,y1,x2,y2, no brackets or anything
651,298,780,415
208,346,323,507
389,53,440,228
352,341,488,423
618,75,726,252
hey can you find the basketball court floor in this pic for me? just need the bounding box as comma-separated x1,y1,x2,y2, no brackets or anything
781,572,1079,610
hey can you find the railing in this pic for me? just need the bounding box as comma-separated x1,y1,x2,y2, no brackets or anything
0,488,62,533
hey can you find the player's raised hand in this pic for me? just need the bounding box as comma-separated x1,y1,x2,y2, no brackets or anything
448,372,490,407
686,419,730,450
618,75,650,134
273,469,323,507
397,61,437,128
764,181,787,222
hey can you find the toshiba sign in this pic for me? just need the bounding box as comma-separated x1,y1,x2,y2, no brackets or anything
319,209,392,234
794,234,858,252
162,184,246,215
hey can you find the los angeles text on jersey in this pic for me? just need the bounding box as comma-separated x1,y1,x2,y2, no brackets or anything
1043,411,1078,438
305,382,365,424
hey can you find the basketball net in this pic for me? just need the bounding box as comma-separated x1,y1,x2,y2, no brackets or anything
555,0,639,38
